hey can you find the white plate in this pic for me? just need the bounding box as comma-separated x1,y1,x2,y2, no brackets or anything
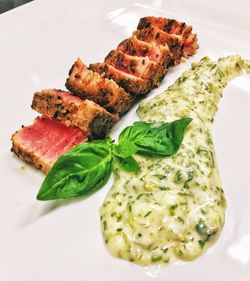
0,0,250,280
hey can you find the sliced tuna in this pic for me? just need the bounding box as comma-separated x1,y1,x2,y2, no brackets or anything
65,58,133,115
32,89,119,138
11,116,87,173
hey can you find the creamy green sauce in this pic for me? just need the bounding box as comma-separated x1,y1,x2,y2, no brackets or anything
100,56,250,266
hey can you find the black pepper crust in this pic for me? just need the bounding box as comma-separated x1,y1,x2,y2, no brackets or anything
89,62,152,95
32,89,119,138
104,49,165,87
65,58,134,115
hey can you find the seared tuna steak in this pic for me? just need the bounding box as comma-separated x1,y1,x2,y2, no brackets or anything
65,58,133,115
104,49,165,87
89,62,152,95
32,89,119,138
134,26,183,65
11,116,87,173
11,16,198,173
137,16,198,57
117,35,172,69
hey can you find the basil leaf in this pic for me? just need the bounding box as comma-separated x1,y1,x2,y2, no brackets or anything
116,156,140,173
113,143,138,158
118,121,150,145
37,140,113,200
136,118,192,156
36,118,191,201
119,118,192,156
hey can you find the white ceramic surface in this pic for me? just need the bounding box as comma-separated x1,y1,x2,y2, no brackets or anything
0,0,250,280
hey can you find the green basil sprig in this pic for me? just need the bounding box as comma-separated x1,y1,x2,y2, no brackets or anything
37,118,191,201
115,155,141,173
118,118,192,156
37,140,113,200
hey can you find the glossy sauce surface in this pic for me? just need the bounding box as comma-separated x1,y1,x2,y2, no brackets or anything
100,56,249,265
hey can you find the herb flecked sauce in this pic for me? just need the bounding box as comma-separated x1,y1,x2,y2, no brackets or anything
100,56,250,266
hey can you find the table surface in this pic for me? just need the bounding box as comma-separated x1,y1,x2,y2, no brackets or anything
0,0,33,14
